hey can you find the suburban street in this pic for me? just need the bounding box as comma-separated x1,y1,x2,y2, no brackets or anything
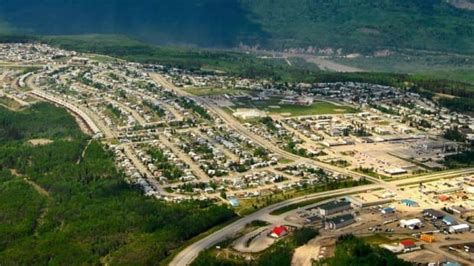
2,45,473,266
169,165,474,265
148,71,474,265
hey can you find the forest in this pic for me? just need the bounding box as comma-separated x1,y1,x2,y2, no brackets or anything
0,103,235,264
1,0,474,54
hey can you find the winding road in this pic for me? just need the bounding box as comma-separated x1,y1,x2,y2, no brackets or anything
150,73,474,265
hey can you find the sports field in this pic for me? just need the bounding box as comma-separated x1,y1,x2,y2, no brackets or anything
185,87,248,96
234,98,357,116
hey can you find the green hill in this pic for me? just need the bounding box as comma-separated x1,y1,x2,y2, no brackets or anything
0,103,235,264
0,0,473,54
243,0,474,53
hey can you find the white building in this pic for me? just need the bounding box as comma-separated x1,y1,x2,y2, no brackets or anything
449,224,470,233
400,219,422,230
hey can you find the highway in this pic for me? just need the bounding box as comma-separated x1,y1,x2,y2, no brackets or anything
169,167,474,266
169,183,381,266
150,73,390,188
393,167,474,186
150,73,474,265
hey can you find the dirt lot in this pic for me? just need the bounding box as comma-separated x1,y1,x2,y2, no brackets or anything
232,226,275,253
398,249,447,264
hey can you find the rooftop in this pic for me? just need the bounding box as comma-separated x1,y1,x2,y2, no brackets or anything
318,200,351,211
326,214,354,225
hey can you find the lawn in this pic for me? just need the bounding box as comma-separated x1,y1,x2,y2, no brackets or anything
0,96,22,110
235,98,357,116
185,87,248,96
274,102,357,116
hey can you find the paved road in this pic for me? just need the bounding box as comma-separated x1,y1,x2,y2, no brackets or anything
151,73,474,265
150,73,389,188
106,96,147,126
169,167,474,265
169,183,381,266
151,73,474,195
425,238,474,265
392,168,474,186
121,144,165,195
158,134,210,182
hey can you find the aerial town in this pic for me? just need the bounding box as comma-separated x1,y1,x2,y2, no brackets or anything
1,43,473,266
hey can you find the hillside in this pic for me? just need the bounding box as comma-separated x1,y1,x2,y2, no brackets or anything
0,0,473,54
242,0,474,54
0,103,235,264
0,0,265,48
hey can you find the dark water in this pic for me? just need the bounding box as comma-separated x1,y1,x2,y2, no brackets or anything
0,0,268,47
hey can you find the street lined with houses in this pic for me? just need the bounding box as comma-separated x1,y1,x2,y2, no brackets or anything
1,43,474,266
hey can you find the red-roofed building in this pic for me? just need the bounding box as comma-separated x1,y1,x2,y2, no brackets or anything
400,239,417,251
400,239,415,247
438,195,450,201
270,226,288,238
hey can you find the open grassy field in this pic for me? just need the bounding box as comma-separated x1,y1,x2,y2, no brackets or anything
234,98,357,116
184,87,249,96
272,102,357,116
0,96,23,110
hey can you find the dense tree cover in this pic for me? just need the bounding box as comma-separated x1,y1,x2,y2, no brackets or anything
0,169,45,252
0,0,265,48
316,235,412,266
443,127,466,142
71,36,474,94
242,0,474,53
0,102,83,142
439,97,474,113
293,228,319,246
1,0,474,54
0,103,235,264
445,150,474,168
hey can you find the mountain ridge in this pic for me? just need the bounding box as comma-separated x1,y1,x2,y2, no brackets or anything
0,0,473,54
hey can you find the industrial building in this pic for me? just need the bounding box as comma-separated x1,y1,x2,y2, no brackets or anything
400,219,422,230
448,224,470,233
317,200,352,216
324,214,355,230
423,209,445,220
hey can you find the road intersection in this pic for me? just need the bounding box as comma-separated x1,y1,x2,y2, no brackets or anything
149,73,474,266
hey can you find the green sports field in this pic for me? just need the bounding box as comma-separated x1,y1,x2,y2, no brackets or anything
234,98,357,116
